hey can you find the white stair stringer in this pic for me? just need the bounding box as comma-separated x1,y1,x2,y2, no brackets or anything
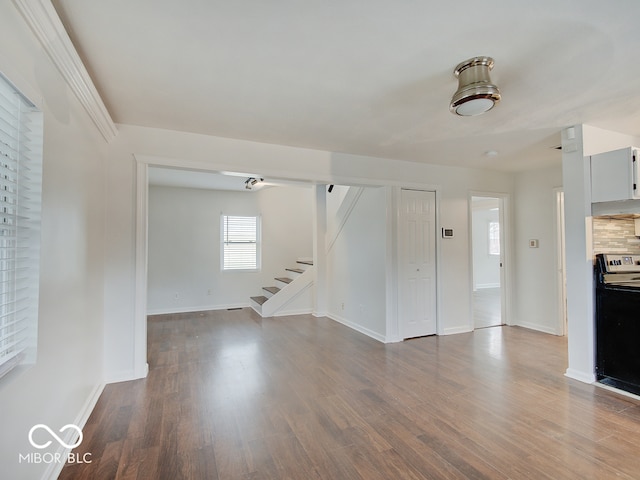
260,266,315,317
326,187,364,254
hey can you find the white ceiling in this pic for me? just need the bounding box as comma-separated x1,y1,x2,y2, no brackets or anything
52,0,640,174
147,167,263,191
148,166,312,191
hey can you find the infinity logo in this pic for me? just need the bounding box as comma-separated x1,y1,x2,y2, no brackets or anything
28,424,83,450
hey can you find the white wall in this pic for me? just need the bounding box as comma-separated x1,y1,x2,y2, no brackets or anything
326,184,350,222
147,185,312,313
513,165,563,334
326,187,387,340
0,3,109,478
258,184,315,279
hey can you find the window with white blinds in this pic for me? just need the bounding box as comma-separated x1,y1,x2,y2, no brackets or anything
221,215,260,271
489,221,500,255
0,73,42,380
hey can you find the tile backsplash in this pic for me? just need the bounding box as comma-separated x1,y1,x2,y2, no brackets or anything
592,217,640,254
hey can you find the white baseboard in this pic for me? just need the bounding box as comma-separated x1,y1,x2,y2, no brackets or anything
565,368,596,384
273,308,313,317
43,382,105,480
383,334,402,344
312,313,408,344
441,325,473,335
104,362,148,384
104,369,136,384
515,321,560,336
74,382,105,427
147,303,249,316
326,313,386,343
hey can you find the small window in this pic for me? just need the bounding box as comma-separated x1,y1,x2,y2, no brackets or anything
489,221,500,256
221,215,260,271
0,73,43,381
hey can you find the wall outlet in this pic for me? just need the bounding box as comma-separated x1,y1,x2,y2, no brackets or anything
341,302,344,310
174,292,179,299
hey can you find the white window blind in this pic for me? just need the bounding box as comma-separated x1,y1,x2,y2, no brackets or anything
0,73,42,380
222,215,260,271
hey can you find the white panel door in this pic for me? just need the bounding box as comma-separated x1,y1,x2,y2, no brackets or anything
399,189,437,339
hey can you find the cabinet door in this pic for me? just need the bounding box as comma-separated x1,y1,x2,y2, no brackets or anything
590,147,637,203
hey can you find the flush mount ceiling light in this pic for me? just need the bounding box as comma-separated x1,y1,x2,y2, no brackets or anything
450,56,501,116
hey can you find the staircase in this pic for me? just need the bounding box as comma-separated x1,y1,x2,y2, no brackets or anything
250,259,314,317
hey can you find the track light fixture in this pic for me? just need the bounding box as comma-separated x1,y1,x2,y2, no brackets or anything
450,56,501,116
244,177,263,190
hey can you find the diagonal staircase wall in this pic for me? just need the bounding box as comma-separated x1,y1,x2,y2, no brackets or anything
250,260,314,317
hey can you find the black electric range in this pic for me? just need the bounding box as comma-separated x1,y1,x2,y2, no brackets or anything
595,253,640,395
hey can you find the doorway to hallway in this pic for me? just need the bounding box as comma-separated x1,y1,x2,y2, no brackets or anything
471,195,505,328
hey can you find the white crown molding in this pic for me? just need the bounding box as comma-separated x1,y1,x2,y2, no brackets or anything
12,0,118,142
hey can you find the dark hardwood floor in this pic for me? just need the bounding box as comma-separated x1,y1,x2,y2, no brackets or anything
60,309,640,479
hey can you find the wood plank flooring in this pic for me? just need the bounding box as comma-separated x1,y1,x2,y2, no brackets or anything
59,309,640,479
473,287,502,329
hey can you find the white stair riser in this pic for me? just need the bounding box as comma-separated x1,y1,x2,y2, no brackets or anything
260,266,314,318
249,300,263,315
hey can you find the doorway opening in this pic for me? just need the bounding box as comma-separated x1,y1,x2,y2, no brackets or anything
471,195,505,328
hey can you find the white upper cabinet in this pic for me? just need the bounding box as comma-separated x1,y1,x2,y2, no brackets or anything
590,147,639,203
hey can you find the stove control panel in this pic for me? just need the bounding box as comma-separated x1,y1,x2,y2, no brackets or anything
601,254,640,273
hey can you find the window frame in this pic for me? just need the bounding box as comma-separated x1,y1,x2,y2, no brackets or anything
0,72,43,382
220,214,261,272
488,220,500,256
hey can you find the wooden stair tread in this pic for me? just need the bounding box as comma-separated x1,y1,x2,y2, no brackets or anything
250,296,268,305
251,261,313,314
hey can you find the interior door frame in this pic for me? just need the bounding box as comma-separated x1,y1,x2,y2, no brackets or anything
468,191,512,328
386,186,441,341
554,188,567,336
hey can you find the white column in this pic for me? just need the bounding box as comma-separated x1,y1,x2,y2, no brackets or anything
561,125,596,383
313,185,327,316
134,160,149,379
